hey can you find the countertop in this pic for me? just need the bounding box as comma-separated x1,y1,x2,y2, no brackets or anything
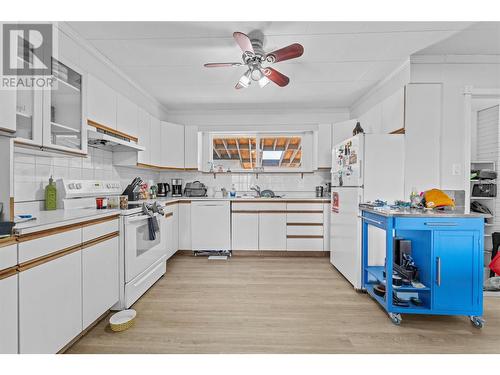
360,206,487,218
14,196,329,235
14,208,121,235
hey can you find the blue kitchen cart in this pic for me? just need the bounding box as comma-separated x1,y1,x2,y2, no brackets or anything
361,208,485,327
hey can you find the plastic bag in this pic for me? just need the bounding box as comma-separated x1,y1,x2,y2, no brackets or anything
484,277,500,291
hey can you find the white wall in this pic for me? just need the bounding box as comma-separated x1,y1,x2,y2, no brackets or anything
410,57,500,191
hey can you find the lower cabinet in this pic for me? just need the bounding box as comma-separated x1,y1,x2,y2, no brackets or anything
0,273,18,353
82,236,119,329
19,251,83,354
232,212,259,250
259,213,286,250
164,204,179,259
178,203,191,250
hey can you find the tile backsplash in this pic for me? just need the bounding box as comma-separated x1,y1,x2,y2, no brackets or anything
13,147,330,213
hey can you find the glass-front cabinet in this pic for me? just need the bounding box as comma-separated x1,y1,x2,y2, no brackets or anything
15,88,42,144
42,58,86,153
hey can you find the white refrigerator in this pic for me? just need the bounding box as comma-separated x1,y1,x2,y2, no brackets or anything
330,133,405,289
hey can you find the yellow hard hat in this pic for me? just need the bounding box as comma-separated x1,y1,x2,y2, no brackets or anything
424,189,455,208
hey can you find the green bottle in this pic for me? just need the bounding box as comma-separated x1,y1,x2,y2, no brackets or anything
45,176,57,211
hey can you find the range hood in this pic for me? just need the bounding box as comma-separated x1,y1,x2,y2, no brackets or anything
87,126,145,152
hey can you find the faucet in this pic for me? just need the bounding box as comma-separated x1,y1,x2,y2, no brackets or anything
250,185,261,197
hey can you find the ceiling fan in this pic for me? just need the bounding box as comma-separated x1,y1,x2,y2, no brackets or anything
204,31,304,89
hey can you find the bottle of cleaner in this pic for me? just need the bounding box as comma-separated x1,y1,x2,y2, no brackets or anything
45,176,57,211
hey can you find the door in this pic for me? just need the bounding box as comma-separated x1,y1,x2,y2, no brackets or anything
232,212,259,250
259,213,286,250
330,186,363,288
178,203,192,250
191,201,230,251
19,251,82,354
82,236,119,329
124,213,166,282
0,274,18,353
43,57,86,154
433,230,481,312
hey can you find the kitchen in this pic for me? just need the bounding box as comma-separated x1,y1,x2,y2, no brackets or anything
1,5,500,370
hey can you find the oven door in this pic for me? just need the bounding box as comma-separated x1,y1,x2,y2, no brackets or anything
124,213,166,283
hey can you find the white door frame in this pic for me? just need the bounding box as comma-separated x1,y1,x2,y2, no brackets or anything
463,87,500,213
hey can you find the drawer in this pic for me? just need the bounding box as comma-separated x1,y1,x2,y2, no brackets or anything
232,202,286,211
287,238,324,251
287,224,323,236
394,217,483,231
0,244,17,270
19,228,81,263
83,218,119,242
287,212,323,223
287,203,324,211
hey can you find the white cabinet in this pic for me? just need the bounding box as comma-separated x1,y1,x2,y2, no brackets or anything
178,203,192,250
82,236,119,329
164,204,179,259
161,121,185,168
232,213,259,250
259,213,287,250
137,108,151,165
404,83,442,197
0,273,18,353
332,119,357,147
87,74,117,129
191,201,230,251
19,251,82,353
150,116,162,166
0,90,16,133
317,123,333,168
358,104,382,134
184,125,198,169
117,94,138,138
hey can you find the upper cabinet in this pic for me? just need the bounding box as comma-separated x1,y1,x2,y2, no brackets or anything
87,74,117,130
137,108,151,165
316,123,333,169
42,58,87,154
184,125,199,170
116,94,138,138
161,121,185,169
150,116,162,167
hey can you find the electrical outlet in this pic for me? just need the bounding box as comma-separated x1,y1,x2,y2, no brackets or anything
452,163,462,176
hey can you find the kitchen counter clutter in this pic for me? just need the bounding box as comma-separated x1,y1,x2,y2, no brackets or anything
359,205,489,218
360,207,485,327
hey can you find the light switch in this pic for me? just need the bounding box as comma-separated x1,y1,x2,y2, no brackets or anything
452,163,462,176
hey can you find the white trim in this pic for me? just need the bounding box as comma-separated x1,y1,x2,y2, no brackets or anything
412,54,500,65
58,22,170,117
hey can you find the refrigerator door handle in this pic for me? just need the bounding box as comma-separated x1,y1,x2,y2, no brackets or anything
359,159,362,180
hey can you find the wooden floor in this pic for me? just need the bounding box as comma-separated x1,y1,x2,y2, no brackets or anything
67,255,500,354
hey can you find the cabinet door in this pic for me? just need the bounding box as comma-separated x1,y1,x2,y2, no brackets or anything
87,74,117,129
259,213,286,250
150,116,161,166
381,87,404,133
43,58,86,154
82,236,119,329
232,213,259,250
433,230,481,312
116,94,138,138
163,210,176,260
137,108,151,165
0,274,18,353
162,121,185,168
19,251,82,353
184,125,198,169
172,205,179,254
178,203,192,250
317,123,332,168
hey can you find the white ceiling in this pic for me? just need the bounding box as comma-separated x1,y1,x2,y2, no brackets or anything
67,21,473,111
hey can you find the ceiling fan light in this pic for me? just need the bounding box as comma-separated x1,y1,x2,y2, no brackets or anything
238,70,252,88
258,74,270,88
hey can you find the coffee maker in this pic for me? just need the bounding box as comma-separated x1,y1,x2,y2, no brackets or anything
171,179,183,197
157,182,170,197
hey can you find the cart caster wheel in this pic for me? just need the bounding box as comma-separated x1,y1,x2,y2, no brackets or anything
470,316,485,329
389,313,402,326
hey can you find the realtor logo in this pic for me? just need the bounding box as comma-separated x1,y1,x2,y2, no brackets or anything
3,23,52,76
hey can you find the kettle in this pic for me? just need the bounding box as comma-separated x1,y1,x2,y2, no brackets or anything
157,183,170,197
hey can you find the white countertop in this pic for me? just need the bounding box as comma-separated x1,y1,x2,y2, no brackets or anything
14,208,121,235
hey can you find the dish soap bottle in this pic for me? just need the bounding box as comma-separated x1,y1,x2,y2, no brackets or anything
45,176,57,211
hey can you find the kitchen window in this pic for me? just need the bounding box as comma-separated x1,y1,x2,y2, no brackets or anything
208,132,312,172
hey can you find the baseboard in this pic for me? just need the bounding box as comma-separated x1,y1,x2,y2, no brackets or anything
175,250,329,257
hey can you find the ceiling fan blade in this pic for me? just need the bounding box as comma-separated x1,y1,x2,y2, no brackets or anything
262,67,290,87
204,62,242,68
266,43,304,63
233,32,254,53
235,82,245,90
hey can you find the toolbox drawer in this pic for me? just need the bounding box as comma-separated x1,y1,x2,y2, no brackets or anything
394,217,484,231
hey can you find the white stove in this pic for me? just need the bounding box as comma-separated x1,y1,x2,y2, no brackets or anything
58,179,169,310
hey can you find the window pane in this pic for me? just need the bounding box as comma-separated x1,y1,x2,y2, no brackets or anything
212,136,257,170
260,136,302,168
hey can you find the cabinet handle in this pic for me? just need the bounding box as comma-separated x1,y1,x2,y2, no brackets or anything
424,222,458,227
436,257,441,286
363,217,383,226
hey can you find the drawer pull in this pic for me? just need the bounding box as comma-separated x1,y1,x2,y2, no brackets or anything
436,257,441,286
424,222,458,227
363,217,383,226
